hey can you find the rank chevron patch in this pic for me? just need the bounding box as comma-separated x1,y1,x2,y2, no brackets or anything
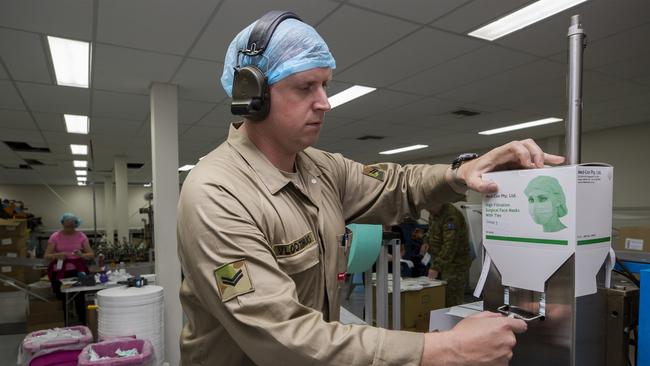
214,259,254,302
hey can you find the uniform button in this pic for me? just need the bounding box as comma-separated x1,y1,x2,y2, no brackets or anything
311,178,317,184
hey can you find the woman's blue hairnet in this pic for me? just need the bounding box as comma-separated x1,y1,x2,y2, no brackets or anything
221,18,336,97
524,176,568,218
60,213,81,227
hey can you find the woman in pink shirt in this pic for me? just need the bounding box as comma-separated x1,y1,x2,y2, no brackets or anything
44,213,95,325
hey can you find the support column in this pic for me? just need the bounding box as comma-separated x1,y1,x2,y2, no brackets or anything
114,156,129,243
150,82,182,366
103,174,115,244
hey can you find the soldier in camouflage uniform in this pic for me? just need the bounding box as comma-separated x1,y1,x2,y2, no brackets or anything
426,203,472,307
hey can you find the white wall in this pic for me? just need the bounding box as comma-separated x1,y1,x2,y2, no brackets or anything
404,122,650,208
0,184,153,232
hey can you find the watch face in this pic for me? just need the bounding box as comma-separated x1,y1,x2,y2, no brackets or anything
453,153,479,169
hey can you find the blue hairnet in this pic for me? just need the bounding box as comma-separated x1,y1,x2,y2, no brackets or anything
221,18,336,97
60,212,81,227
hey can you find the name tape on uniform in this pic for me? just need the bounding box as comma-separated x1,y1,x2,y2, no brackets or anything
272,232,315,257
214,259,254,302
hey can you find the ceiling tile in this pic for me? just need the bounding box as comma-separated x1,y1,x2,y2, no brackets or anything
0,80,25,109
1,128,45,144
190,0,340,61
93,44,182,94
351,0,463,24
431,0,534,33
317,5,420,71
0,28,52,84
327,88,421,120
97,0,217,55
180,125,227,143
437,60,564,105
172,59,225,102
497,0,650,57
390,45,536,96
0,109,36,130
179,100,217,125
92,90,149,121
336,28,482,87
582,23,650,70
33,112,64,132
17,82,89,114
195,103,236,127
0,0,93,40
583,71,650,104
91,117,142,135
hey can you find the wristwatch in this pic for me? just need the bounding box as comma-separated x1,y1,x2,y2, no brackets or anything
451,153,479,170
449,153,479,192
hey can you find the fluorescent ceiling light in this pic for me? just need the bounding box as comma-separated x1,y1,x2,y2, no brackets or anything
75,170,87,176
73,160,88,168
64,114,89,134
328,85,376,109
178,165,195,172
77,182,87,186
479,117,563,135
70,144,88,155
468,0,588,41
143,182,152,187
379,144,428,155
47,36,90,88
77,176,87,182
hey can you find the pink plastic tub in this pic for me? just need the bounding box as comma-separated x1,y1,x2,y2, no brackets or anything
21,326,93,366
78,339,153,366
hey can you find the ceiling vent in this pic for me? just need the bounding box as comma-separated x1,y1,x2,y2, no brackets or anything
451,109,480,117
1,164,33,170
356,135,385,141
24,159,44,166
3,141,50,153
127,163,145,169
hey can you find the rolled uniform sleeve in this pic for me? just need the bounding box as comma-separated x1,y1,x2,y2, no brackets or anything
178,182,424,365
328,154,464,224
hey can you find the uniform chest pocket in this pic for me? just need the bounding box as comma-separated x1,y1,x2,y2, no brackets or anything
273,232,320,275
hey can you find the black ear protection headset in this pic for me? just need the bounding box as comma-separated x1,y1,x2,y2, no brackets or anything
230,10,302,121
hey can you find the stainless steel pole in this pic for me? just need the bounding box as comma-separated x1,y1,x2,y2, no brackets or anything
566,14,586,165
391,239,401,330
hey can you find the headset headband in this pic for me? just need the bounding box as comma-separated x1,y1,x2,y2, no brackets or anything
241,10,302,57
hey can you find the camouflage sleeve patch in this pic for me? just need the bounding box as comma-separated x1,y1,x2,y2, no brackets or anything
363,164,387,181
214,259,254,302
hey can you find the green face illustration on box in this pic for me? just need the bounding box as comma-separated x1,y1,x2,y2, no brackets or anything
524,175,567,233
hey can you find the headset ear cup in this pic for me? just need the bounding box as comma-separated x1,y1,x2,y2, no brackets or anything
230,66,270,121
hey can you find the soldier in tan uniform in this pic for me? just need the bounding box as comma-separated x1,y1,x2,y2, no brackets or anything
177,10,564,366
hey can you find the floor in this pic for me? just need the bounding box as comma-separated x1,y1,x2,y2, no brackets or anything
0,333,24,366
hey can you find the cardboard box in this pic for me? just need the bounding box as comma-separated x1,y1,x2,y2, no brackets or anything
0,246,28,259
373,278,446,332
26,321,65,333
0,219,27,238
483,165,613,297
27,281,56,300
0,236,27,252
614,226,650,253
29,298,61,314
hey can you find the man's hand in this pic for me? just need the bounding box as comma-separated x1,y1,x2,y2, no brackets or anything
456,139,565,193
428,269,438,279
421,311,527,366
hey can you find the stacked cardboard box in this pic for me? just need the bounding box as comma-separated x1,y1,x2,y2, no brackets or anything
26,298,64,333
372,277,446,332
0,219,30,292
